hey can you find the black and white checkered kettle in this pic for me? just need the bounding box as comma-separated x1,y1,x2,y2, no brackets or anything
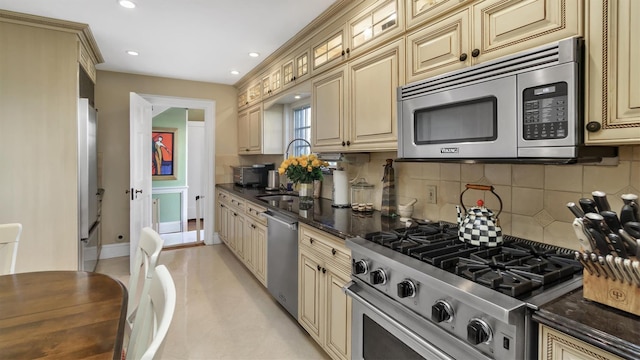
456,184,503,247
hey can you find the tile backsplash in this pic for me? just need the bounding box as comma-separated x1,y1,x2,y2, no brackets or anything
341,147,640,251
217,146,640,251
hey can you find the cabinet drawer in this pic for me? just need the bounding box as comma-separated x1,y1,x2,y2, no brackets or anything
245,201,267,225
217,190,231,204
228,195,245,212
300,226,351,266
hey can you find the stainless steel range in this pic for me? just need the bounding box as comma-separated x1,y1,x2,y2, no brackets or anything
344,222,582,360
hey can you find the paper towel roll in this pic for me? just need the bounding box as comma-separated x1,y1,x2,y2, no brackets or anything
332,170,350,207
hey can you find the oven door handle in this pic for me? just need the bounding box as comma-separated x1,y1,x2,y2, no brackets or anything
344,282,455,360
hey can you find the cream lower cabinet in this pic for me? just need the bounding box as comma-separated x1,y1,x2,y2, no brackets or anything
406,0,582,83
585,0,640,144
245,201,268,286
539,325,623,360
312,38,404,153
298,224,352,360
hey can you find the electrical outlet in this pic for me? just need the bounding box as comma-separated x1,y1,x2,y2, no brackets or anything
426,185,437,204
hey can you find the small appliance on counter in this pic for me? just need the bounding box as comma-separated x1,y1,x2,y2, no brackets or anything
232,163,274,187
332,169,350,208
266,170,279,191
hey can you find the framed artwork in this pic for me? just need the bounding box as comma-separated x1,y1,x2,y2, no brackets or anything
152,128,177,180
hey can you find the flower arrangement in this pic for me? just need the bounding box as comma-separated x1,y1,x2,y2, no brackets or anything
278,154,328,184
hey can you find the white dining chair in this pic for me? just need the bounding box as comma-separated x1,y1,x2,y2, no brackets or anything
127,227,164,329
126,265,176,360
0,223,22,275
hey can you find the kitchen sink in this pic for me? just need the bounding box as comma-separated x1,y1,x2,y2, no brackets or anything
257,194,298,202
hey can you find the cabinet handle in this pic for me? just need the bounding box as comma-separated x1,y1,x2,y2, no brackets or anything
317,265,321,271
459,53,467,61
332,248,336,255
586,121,602,132
322,268,327,274
471,49,480,57
251,224,256,229
346,48,350,54
293,76,296,80
342,141,346,146
233,212,237,217
309,238,314,244
341,50,345,56
346,140,351,146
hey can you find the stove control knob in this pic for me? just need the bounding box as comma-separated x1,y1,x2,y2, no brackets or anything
431,300,454,323
467,318,493,345
353,260,369,275
370,269,387,285
397,279,416,298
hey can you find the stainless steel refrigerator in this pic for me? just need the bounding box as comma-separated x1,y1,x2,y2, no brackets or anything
78,98,101,271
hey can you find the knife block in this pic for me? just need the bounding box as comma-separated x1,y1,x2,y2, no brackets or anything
583,270,640,316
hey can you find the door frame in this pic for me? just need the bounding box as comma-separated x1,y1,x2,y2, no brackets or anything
137,94,217,246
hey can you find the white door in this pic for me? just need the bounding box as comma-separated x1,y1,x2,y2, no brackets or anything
187,121,205,220
129,93,153,274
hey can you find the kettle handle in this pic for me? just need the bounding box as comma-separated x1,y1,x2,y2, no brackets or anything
459,184,503,218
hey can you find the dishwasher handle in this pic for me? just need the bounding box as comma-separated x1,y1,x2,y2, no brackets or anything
260,211,298,230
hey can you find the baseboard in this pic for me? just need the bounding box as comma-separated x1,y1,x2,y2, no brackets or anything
159,221,182,234
100,243,130,259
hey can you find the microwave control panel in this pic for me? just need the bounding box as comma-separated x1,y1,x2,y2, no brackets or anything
522,82,568,140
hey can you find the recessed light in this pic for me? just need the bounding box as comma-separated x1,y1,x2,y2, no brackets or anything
248,52,260,58
126,50,139,56
230,70,240,75
118,0,136,9
294,95,301,99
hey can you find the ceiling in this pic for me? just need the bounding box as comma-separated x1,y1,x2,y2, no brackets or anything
0,0,337,85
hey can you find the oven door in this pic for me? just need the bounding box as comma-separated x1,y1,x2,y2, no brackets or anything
398,76,517,160
345,281,492,360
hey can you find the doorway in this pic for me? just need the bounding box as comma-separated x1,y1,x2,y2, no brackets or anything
131,94,216,258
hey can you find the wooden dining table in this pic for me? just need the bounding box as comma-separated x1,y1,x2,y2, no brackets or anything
0,271,128,359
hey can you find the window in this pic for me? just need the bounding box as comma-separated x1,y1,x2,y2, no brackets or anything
292,105,311,157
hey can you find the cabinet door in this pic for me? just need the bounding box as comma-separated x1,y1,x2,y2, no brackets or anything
406,0,471,30
299,252,323,342
312,27,348,74
247,105,262,153
226,208,236,250
405,8,470,83
324,268,352,360
234,213,245,259
283,59,295,88
237,110,250,154
312,66,347,152
253,223,267,286
348,39,404,151
295,49,310,81
348,0,404,55
586,0,640,144
245,222,256,271
539,325,624,360
472,0,582,64
218,203,229,244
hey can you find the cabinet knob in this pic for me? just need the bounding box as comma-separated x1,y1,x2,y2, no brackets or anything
459,53,468,61
317,265,321,271
346,48,350,54
342,50,345,56
342,141,346,146
322,268,327,274
471,49,480,57
346,140,351,146
309,238,314,244
586,121,602,132
332,248,336,255
293,76,296,81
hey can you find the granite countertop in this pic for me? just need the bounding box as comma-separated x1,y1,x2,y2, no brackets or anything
533,288,640,359
217,183,408,240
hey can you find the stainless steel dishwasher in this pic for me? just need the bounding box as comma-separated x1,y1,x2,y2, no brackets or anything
260,210,298,318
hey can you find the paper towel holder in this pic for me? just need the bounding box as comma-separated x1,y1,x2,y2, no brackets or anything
331,169,351,208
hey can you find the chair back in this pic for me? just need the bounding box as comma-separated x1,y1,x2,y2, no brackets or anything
127,227,164,327
126,265,176,360
0,223,22,275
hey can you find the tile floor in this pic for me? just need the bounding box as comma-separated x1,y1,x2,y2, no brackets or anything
96,244,329,360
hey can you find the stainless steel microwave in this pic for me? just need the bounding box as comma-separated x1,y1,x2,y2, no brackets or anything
397,37,616,163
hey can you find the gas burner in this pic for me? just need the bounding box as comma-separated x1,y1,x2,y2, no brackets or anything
364,231,398,246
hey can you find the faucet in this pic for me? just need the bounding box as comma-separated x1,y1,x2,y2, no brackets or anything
284,138,312,160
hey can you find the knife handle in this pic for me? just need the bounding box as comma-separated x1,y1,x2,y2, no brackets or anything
567,202,585,218
618,229,639,256
579,198,598,214
624,259,640,286
572,219,593,252
592,191,611,212
615,256,634,284
600,210,622,233
606,233,627,258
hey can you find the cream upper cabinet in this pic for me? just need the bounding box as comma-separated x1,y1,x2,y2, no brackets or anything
348,0,404,53
312,24,350,75
406,0,582,83
312,39,404,152
238,79,261,110
283,44,311,89
262,66,282,99
539,324,624,360
237,104,262,154
585,0,640,144
405,0,472,30
237,87,248,110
